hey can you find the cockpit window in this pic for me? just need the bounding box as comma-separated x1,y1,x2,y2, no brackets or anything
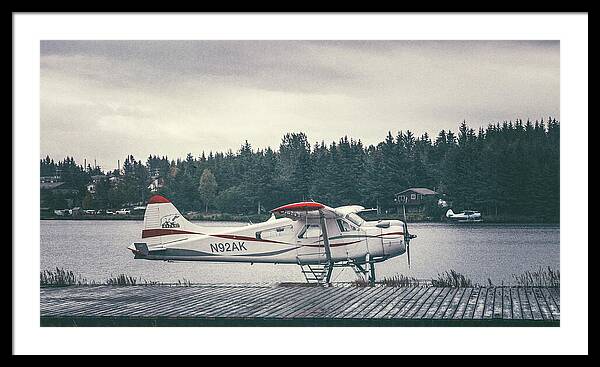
337,219,353,232
346,213,364,226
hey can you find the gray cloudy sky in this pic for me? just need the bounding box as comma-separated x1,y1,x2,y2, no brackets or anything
41,40,559,171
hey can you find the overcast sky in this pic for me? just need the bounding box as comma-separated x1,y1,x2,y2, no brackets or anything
41,40,559,171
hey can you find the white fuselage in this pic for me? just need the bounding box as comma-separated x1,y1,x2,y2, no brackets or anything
131,216,407,265
447,210,482,222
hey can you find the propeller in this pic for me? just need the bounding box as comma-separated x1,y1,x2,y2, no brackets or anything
402,205,417,269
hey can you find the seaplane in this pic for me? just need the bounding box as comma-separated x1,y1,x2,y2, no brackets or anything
445,208,483,223
128,195,417,285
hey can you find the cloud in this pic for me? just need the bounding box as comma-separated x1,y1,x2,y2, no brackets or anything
40,40,559,170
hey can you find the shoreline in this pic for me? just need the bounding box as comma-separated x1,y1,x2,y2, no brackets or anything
39,215,560,225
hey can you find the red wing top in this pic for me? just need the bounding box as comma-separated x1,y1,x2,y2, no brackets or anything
271,202,325,213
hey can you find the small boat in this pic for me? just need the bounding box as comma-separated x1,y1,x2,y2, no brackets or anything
445,209,483,223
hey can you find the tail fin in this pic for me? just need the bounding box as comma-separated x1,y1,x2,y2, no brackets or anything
142,195,203,246
445,209,454,218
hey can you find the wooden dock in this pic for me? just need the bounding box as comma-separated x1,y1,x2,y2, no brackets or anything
40,284,560,326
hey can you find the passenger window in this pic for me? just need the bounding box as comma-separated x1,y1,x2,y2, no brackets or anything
257,225,293,240
298,224,322,239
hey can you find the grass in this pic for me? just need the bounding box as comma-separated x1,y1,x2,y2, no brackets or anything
511,266,560,287
379,274,423,287
40,267,87,287
351,274,423,287
176,278,193,287
105,274,140,286
41,267,560,288
431,269,474,288
40,268,185,287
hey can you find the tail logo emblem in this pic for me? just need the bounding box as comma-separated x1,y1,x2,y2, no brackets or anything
161,214,181,228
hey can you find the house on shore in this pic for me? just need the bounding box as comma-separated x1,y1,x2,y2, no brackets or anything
394,187,441,215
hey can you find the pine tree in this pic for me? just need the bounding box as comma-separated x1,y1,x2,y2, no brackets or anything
198,169,218,212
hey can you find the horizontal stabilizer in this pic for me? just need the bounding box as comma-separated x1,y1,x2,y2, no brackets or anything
133,242,149,256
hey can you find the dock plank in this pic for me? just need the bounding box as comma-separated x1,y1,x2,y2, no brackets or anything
525,287,544,321
265,286,338,319
493,287,503,319
284,286,351,318
541,287,560,320
313,286,369,319
413,287,443,319
267,287,331,318
72,286,185,317
371,286,419,319
502,286,512,319
293,286,360,318
443,288,466,319
548,287,560,310
346,285,393,318
355,286,401,319
185,286,271,317
483,287,496,319
219,285,300,318
462,287,481,319
472,287,488,319
333,286,385,318
533,287,553,321
510,287,522,320
391,287,430,319
518,287,533,320
422,287,451,319
433,288,458,319
365,287,413,319
452,288,472,319
405,287,437,319
41,286,116,316
381,286,422,318
160,287,234,317
292,286,361,318
40,285,559,325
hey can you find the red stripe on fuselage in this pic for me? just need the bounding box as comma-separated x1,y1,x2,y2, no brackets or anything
141,229,289,245
211,234,288,245
141,228,203,238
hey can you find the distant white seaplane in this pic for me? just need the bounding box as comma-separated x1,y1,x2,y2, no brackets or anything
128,195,416,284
445,208,483,223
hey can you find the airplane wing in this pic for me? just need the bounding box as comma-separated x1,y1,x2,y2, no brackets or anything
270,201,338,219
270,202,370,219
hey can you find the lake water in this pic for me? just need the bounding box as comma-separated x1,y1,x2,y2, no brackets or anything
40,220,559,285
